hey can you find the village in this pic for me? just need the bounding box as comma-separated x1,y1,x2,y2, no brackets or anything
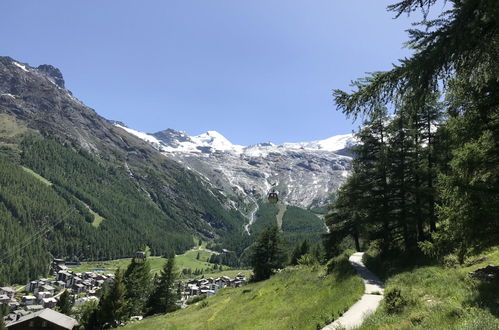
1,253,247,329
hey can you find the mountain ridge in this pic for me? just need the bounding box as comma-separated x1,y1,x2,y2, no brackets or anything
116,124,354,210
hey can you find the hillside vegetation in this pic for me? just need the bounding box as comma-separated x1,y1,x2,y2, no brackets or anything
121,260,364,330
359,247,499,329
251,203,326,248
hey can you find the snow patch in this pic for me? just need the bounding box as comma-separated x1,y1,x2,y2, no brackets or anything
114,124,162,149
13,61,29,72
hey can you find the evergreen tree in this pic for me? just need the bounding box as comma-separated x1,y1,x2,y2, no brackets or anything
56,289,74,315
96,268,128,328
250,226,286,281
0,316,5,330
147,252,178,315
0,305,6,330
75,299,99,330
330,0,499,261
124,257,151,316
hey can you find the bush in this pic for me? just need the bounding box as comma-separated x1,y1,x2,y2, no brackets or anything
297,253,317,266
326,250,355,278
186,294,207,305
384,288,407,314
442,254,459,268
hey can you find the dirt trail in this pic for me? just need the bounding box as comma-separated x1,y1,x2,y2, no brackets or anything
322,252,384,330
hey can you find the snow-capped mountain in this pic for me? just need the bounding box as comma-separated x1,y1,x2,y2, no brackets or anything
116,124,355,210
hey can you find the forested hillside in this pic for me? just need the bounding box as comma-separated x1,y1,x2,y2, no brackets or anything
0,57,248,285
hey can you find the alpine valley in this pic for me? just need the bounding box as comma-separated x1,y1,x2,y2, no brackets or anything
0,57,353,285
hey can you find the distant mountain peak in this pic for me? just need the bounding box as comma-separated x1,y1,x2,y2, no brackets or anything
36,64,65,88
116,124,354,208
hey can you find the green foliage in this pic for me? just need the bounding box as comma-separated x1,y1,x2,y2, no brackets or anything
124,258,152,316
147,253,179,315
290,240,310,265
297,254,317,266
75,299,99,330
97,268,129,328
326,250,356,277
328,0,499,262
0,305,6,330
384,288,407,314
358,247,499,329
185,294,207,305
250,203,278,235
281,206,325,248
56,289,75,315
250,226,287,282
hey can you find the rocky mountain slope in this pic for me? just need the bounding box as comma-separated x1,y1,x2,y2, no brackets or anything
116,125,355,212
0,56,248,283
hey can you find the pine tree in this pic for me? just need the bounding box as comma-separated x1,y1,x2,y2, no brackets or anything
331,0,499,260
250,226,286,281
96,268,128,328
147,252,178,315
0,305,6,330
56,289,74,315
124,257,151,316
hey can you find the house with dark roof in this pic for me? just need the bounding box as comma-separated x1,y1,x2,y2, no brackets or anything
6,308,79,330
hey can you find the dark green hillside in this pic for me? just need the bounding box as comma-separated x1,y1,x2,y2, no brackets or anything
282,206,326,247
251,203,326,247
250,203,279,235
0,57,248,285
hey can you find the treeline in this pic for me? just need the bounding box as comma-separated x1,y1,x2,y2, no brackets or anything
326,0,499,262
73,255,178,329
0,138,195,284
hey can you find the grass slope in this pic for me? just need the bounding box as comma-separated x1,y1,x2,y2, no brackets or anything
359,247,499,329
21,166,52,186
71,248,245,277
121,264,364,330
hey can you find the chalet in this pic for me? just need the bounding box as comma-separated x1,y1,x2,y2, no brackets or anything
0,294,10,304
25,305,44,312
37,291,52,301
0,287,15,299
6,308,79,330
8,301,20,311
73,283,84,294
41,285,55,296
134,251,146,263
21,296,36,306
25,281,37,293
52,259,67,273
42,297,58,309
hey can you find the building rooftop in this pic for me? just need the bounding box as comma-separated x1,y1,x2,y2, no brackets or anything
7,308,79,329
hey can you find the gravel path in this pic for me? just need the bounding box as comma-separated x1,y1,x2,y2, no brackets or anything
323,252,384,330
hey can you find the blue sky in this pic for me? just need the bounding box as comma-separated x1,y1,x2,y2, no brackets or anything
1,1,426,145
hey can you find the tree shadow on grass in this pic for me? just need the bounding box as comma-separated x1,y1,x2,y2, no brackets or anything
469,279,499,317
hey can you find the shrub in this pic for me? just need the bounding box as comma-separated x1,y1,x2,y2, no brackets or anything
186,294,207,305
326,250,355,278
297,253,317,266
384,288,407,314
197,300,208,309
442,254,459,268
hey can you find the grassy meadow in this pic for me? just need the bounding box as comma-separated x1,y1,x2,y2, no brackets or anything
359,247,499,330
70,248,247,278
120,261,364,330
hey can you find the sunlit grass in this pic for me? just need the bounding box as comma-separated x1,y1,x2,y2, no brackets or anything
359,246,499,329
120,264,364,330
